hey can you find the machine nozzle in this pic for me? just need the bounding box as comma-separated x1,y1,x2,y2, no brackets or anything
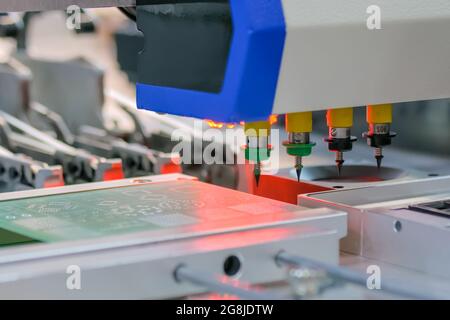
335,151,344,176
295,156,303,182
364,104,396,170
375,147,384,169
284,112,315,183
325,108,356,176
254,162,262,186
244,120,271,187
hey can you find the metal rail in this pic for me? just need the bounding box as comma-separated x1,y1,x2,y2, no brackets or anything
276,251,445,300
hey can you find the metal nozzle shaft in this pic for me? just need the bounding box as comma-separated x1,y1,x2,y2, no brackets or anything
335,152,344,176
295,156,303,182
254,162,261,187
375,147,384,169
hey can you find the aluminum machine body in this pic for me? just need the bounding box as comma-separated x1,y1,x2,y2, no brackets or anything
0,0,449,300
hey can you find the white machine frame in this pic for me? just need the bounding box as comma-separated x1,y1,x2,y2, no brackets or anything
274,0,450,113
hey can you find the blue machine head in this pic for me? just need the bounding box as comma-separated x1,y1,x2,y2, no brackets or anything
136,0,286,123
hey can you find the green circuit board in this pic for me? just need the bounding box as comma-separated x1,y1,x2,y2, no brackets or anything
0,180,299,246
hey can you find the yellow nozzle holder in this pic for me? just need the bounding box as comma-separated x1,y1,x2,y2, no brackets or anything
284,112,315,157
326,107,353,128
244,120,271,137
367,104,393,124
285,112,313,133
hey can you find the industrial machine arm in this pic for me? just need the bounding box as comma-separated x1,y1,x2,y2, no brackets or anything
4,0,448,180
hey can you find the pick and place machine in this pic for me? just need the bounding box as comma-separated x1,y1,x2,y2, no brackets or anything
0,0,449,299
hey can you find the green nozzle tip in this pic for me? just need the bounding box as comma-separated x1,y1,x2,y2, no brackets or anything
283,142,316,157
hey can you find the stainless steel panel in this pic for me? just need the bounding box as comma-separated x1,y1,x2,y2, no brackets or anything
300,176,450,278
